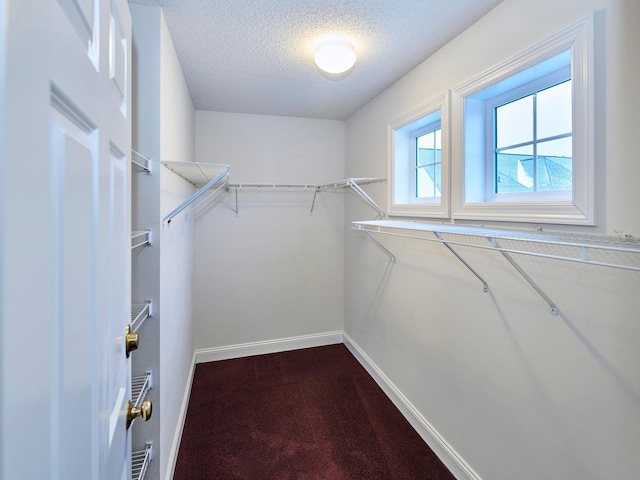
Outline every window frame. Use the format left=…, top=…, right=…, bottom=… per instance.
left=451, top=14, right=595, bottom=225
left=388, top=92, right=450, bottom=218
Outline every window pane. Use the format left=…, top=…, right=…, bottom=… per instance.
left=536, top=137, right=572, bottom=191
left=496, top=95, right=533, bottom=148
left=417, top=165, right=436, bottom=198
left=537, top=80, right=572, bottom=140
left=496, top=144, right=534, bottom=193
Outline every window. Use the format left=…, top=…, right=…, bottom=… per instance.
left=491, top=73, right=572, bottom=198
left=451, top=14, right=595, bottom=225
left=414, top=124, right=442, bottom=199
left=389, top=93, right=449, bottom=218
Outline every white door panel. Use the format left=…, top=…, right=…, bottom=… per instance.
left=1, top=0, right=132, bottom=479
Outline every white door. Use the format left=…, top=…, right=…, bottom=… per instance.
left=0, top=0, right=133, bottom=479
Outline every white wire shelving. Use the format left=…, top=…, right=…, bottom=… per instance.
left=131, top=300, right=152, bottom=333
left=131, top=370, right=153, bottom=409
left=353, top=220, right=640, bottom=315
left=131, top=230, right=151, bottom=250
left=131, top=442, right=153, bottom=480
left=132, top=150, right=151, bottom=173
left=162, top=161, right=230, bottom=225
left=230, top=177, right=386, bottom=217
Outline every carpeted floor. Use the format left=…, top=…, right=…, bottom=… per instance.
left=173, top=344, right=456, bottom=479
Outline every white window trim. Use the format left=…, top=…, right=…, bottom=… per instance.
left=451, top=14, right=595, bottom=225
left=388, top=92, right=450, bottom=218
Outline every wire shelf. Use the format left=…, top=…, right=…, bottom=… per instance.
left=131, top=230, right=151, bottom=249
left=230, top=177, right=386, bottom=217
left=131, top=371, right=153, bottom=408
left=353, top=220, right=640, bottom=315
left=131, top=300, right=152, bottom=332
left=131, top=443, right=153, bottom=480
left=162, top=161, right=229, bottom=187
left=162, top=161, right=230, bottom=224
left=132, top=150, right=151, bottom=173
left=353, top=220, right=640, bottom=272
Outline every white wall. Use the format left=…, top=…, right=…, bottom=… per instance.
left=158, top=12, right=196, bottom=480
left=193, top=111, right=345, bottom=350
left=345, top=0, right=640, bottom=479
left=131, top=5, right=196, bottom=480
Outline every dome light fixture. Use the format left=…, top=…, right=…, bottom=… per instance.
left=314, top=37, right=356, bottom=74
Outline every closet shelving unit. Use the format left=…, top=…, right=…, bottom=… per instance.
left=353, top=220, right=640, bottom=315
left=131, top=443, right=153, bottom=480
left=230, top=177, right=386, bottom=217
left=131, top=371, right=153, bottom=411
left=161, top=161, right=230, bottom=225
left=132, top=150, right=152, bottom=173
left=131, top=300, right=152, bottom=333
left=130, top=149, right=156, bottom=480
left=131, top=230, right=152, bottom=249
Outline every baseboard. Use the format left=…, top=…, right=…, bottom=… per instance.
left=164, top=350, right=197, bottom=480
left=343, top=333, right=483, bottom=480
left=195, top=331, right=344, bottom=363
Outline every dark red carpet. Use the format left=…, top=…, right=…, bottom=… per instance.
left=174, top=344, right=455, bottom=479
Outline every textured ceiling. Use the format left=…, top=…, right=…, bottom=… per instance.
left=129, top=0, right=503, bottom=120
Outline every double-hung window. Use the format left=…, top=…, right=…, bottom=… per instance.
left=452, top=14, right=595, bottom=225
left=389, top=93, right=449, bottom=218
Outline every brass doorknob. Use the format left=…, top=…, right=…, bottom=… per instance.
left=126, top=399, right=152, bottom=429
left=125, top=324, right=139, bottom=358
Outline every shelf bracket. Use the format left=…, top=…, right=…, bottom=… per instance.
left=312, top=178, right=386, bottom=218
left=354, top=224, right=396, bottom=263
left=434, top=232, right=489, bottom=292
left=489, top=237, right=559, bottom=315
left=346, top=179, right=386, bottom=219
left=163, top=168, right=229, bottom=225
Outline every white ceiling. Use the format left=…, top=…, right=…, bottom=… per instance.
left=129, top=0, right=503, bottom=120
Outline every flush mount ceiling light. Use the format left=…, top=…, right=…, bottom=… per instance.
left=314, top=37, right=356, bottom=74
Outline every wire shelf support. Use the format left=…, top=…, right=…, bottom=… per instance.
left=131, top=300, right=152, bottom=332
left=131, top=442, right=153, bottom=480
left=131, top=230, right=151, bottom=250
left=162, top=161, right=230, bottom=225
left=352, top=220, right=640, bottom=314
left=132, top=150, right=151, bottom=173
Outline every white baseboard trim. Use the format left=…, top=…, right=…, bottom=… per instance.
left=343, top=333, right=483, bottom=480
left=164, top=350, right=197, bottom=480
left=194, top=331, right=344, bottom=364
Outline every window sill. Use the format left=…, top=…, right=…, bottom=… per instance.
left=452, top=200, right=595, bottom=225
